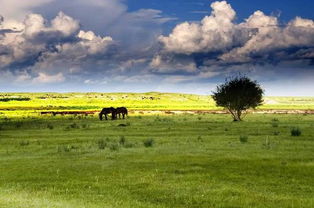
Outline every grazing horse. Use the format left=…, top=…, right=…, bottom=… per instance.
left=116, top=107, right=128, bottom=119
left=99, top=107, right=117, bottom=120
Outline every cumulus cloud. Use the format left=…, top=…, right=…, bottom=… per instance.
left=157, top=1, right=314, bottom=70
left=220, top=12, right=314, bottom=64
left=31, top=29, right=114, bottom=77
left=77, top=30, right=113, bottom=54
left=51, top=12, right=80, bottom=36
left=0, top=12, right=84, bottom=69
left=159, top=1, right=250, bottom=55
left=31, top=0, right=174, bottom=52
left=0, top=11, right=116, bottom=85
left=0, top=0, right=176, bottom=86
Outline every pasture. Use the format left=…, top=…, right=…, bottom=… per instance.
left=1, top=92, right=314, bottom=114
left=0, top=93, right=314, bottom=207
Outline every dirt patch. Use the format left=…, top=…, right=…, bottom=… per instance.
left=40, top=111, right=97, bottom=116
left=40, top=109, right=314, bottom=115
left=264, top=99, right=279, bottom=105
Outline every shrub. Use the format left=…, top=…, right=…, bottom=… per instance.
left=119, top=136, right=126, bottom=145
left=197, top=136, right=203, bottom=142
left=143, top=138, right=154, bottom=147
left=69, top=123, right=79, bottom=129
left=19, top=140, right=30, bottom=146
left=271, top=118, right=279, bottom=128
left=239, top=136, right=248, bottom=143
left=15, top=122, right=22, bottom=128
left=263, top=137, right=271, bottom=149
left=109, top=143, right=119, bottom=151
left=273, top=131, right=280, bottom=136
left=124, top=142, right=135, bottom=148
left=291, top=127, right=301, bottom=137
left=97, top=139, right=107, bottom=149
left=118, top=124, right=127, bottom=127
left=154, top=116, right=161, bottom=122
left=57, top=145, right=71, bottom=153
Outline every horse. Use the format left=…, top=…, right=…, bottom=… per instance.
left=99, top=107, right=117, bottom=120
left=116, top=107, right=128, bottom=119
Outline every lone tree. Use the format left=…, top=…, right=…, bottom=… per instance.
left=212, top=76, right=264, bottom=121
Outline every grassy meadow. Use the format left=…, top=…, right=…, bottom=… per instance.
left=0, top=92, right=314, bottom=114
left=0, top=92, right=314, bottom=207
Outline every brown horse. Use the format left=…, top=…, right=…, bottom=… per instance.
left=116, top=107, right=128, bottom=119
left=99, top=107, right=117, bottom=120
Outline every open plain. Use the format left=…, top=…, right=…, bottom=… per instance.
left=0, top=93, right=313, bottom=208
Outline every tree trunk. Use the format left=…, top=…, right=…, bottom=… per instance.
left=227, top=108, right=242, bottom=121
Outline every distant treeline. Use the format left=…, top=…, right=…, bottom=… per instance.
left=0, top=98, right=31, bottom=102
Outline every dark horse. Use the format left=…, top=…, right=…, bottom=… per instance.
left=116, top=107, right=128, bottom=119
left=99, top=107, right=117, bottom=120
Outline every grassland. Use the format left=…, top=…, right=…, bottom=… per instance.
left=0, top=92, right=313, bottom=207
left=0, top=92, right=314, bottom=115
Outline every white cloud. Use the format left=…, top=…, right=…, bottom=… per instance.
left=23, top=13, right=45, bottom=37
left=159, top=1, right=248, bottom=54
left=77, top=30, right=113, bottom=54
left=0, top=0, right=53, bottom=20
left=33, top=72, right=65, bottom=83
left=0, top=11, right=114, bottom=84
left=158, top=1, right=314, bottom=67
left=220, top=13, right=314, bottom=63
left=51, top=12, right=79, bottom=36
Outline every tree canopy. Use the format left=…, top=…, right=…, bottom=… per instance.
left=212, top=76, right=264, bottom=121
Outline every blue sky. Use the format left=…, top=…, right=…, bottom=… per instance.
left=128, top=0, right=314, bottom=28
left=128, top=0, right=314, bottom=21
left=0, top=0, right=313, bottom=95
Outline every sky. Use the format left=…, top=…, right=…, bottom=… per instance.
left=0, top=0, right=313, bottom=95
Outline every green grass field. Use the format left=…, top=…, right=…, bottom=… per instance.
left=0, top=93, right=314, bottom=207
